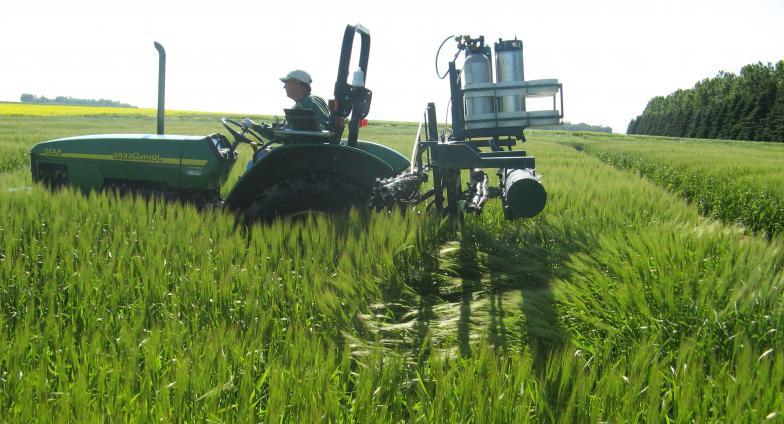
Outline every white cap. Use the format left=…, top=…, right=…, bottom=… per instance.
left=280, top=69, right=312, bottom=84
left=351, top=67, right=365, bottom=87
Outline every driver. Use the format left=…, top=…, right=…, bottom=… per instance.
left=280, top=69, right=330, bottom=130
left=241, top=69, right=330, bottom=133
left=240, top=70, right=331, bottom=172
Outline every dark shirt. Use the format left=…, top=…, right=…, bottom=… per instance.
left=294, top=94, right=330, bottom=130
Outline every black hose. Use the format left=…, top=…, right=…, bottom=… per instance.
left=435, top=35, right=458, bottom=80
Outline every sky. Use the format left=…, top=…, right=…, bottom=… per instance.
left=1, top=0, right=782, bottom=133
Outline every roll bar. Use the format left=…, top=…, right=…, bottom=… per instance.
left=331, top=24, right=372, bottom=146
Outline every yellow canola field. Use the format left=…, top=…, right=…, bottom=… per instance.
left=0, top=102, right=226, bottom=117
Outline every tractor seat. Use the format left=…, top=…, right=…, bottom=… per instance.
left=267, top=108, right=333, bottom=144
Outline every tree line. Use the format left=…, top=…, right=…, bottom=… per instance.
left=20, top=94, right=136, bottom=108
left=627, top=61, right=784, bottom=142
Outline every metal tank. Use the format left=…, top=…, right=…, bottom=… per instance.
left=462, top=46, right=494, bottom=127
left=495, top=39, right=525, bottom=113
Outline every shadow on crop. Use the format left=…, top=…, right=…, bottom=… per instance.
left=369, top=215, right=591, bottom=374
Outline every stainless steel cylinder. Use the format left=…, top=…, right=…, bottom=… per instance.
left=462, top=51, right=494, bottom=117
left=495, top=39, right=525, bottom=113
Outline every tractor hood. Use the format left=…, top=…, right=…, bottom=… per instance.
left=30, top=133, right=237, bottom=192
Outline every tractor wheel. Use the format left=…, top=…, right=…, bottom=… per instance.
left=243, top=171, right=370, bottom=223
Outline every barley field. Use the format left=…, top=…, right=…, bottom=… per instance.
left=1, top=103, right=783, bottom=421
left=547, top=131, right=784, bottom=238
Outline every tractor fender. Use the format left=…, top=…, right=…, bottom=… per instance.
left=224, top=143, right=396, bottom=212
left=353, top=140, right=410, bottom=174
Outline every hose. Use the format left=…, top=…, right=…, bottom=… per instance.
left=435, top=35, right=459, bottom=80
left=434, top=35, right=463, bottom=137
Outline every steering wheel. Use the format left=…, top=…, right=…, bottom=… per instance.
left=221, top=118, right=266, bottom=152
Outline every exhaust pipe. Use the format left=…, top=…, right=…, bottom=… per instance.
left=154, top=42, right=166, bottom=135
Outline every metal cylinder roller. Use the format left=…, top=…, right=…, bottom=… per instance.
left=503, top=168, right=546, bottom=218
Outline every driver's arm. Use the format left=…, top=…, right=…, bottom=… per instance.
left=242, top=118, right=275, bottom=140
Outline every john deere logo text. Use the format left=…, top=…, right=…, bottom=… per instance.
left=43, top=148, right=63, bottom=156
left=113, top=152, right=163, bottom=162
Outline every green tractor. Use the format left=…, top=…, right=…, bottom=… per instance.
left=30, top=26, right=561, bottom=222
left=29, top=24, right=409, bottom=222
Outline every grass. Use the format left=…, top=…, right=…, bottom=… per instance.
left=544, top=130, right=784, bottom=238
left=0, top=105, right=783, bottom=420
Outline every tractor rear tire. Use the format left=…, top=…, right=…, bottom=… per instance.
left=243, top=171, right=369, bottom=223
